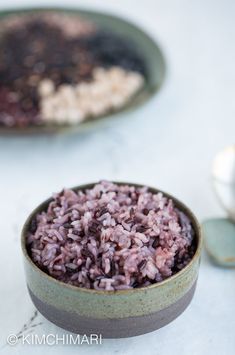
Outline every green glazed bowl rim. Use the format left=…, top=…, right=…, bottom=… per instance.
left=0, top=7, right=166, bottom=135
left=21, top=182, right=202, bottom=295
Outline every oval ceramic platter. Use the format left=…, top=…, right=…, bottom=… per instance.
left=0, top=7, right=166, bottom=135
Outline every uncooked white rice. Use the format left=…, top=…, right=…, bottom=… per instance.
left=27, top=181, right=195, bottom=291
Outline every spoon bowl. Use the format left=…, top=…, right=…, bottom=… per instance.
left=212, top=145, right=235, bottom=221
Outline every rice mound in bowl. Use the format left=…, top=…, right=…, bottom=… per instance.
left=27, top=181, right=196, bottom=291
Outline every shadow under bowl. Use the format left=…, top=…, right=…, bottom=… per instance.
left=21, top=182, right=202, bottom=338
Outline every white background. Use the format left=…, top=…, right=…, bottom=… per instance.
left=0, top=1, right=235, bottom=354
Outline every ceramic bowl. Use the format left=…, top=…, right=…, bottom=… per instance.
left=0, top=8, right=166, bottom=135
left=21, top=183, right=202, bottom=338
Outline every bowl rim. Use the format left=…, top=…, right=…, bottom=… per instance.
left=0, top=6, right=166, bottom=136
left=21, top=181, right=202, bottom=295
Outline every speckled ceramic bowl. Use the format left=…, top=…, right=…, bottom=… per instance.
left=21, top=183, right=202, bottom=338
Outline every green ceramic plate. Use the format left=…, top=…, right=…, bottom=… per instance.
left=0, top=7, right=166, bottom=135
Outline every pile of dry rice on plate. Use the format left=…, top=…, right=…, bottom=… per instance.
left=27, top=181, right=195, bottom=291
left=0, top=12, right=146, bottom=127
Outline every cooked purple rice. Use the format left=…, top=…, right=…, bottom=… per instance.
left=27, top=181, right=196, bottom=291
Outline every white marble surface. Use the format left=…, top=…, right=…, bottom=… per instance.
left=0, top=0, right=235, bottom=354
